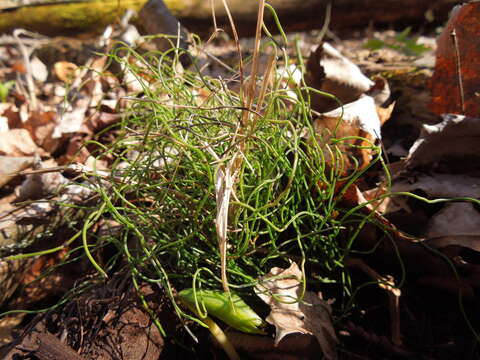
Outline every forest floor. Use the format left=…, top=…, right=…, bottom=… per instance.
left=1, top=4, right=480, bottom=359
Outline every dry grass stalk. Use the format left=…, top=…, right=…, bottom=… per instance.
left=215, top=0, right=267, bottom=293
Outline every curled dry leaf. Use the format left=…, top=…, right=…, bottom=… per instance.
left=305, top=43, right=394, bottom=171
left=305, top=42, right=374, bottom=113
left=54, top=96, right=90, bottom=136
left=405, top=114, right=480, bottom=170
left=255, top=262, right=338, bottom=360
left=320, top=95, right=381, bottom=139
left=0, top=201, right=53, bottom=251
left=53, top=61, right=79, bottom=82
left=313, top=95, right=383, bottom=171
left=367, top=76, right=391, bottom=108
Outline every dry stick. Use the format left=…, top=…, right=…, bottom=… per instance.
left=214, top=0, right=266, bottom=294
left=13, top=29, right=37, bottom=111
left=215, top=163, right=237, bottom=294
left=216, top=0, right=244, bottom=295
left=220, top=0, right=245, bottom=109
left=255, top=53, right=275, bottom=110
left=346, top=258, right=402, bottom=346
left=202, top=0, right=224, bottom=46
left=450, top=28, right=465, bottom=113
left=210, top=0, right=219, bottom=33
left=242, top=0, right=265, bottom=128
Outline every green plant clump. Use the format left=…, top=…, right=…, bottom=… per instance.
left=79, top=37, right=380, bottom=333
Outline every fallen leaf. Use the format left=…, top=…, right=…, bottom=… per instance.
left=0, top=258, right=33, bottom=306
left=392, top=174, right=480, bottom=199
left=23, top=110, right=58, bottom=150
left=429, top=2, right=480, bottom=116
left=312, top=95, right=381, bottom=171
left=320, top=95, right=382, bottom=139
left=305, top=42, right=374, bottom=113
left=30, top=56, right=48, bottom=83
left=0, top=156, right=34, bottom=187
left=405, top=114, right=480, bottom=171
left=425, top=202, right=480, bottom=251
left=57, top=134, right=91, bottom=165
left=367, top=76, right=391, bottom=108
left=0, top=129, right=43, bottom=156
left=86, top=111, right=122, bottom=133
left=0, top=313, right=25, bottom=346
left=255, top=262, right=338, bottom=360
left=16, top=159, right=68, bottom=201
left=53, top=61, right=79, bottom=82
left=52, top=96, right=89, bottom=137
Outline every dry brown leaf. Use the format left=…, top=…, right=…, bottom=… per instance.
left=255, top=262, right=338, bottom=360
left=362, top=185, right=411, bottom=215
left=86, top=112, right=122, bottom=133
left=53, top=96, right=89, bottom=136
left=16, top=159, right=68, bottom=201
left=405, top=114, right=480, bottom=171
left=425, top=202, right=480, bottom=251
left=0, top=156, right=34, bottom=187
left=392, top=174, right=480, bottom=200
left=320, top=95, right=381, bottom=139
left=313, top=95, right=381, bottom=171
left=0, top=259, right=26, bottom=305
left=429, top=2, right=480, bottom=116
left=23, top=110, right=58, bottom=148
left=376, top=101, right=395, bottom=126
left=0, top=313, right=25, bottom=346
left=0, top=128, right=43, bottom=156
left=367, top=76, right=391, bottom=107
left=306, top=42, right=374, bottom=113
left=53, top=61, right=79, bottom=82
left=57, top=134, right=91, bottom=165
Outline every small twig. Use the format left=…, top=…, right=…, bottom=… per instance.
left=12, top=163, right=109, bottom=179
left=220, top=0, right=244, bottom=107
left=450, top=28, right=465, bottom=113
left=256, top=53, right=275, bottom=111
left=210, top=0, right=219, bottom=33
left=202, top=0, right=224, bottom=45
left=243, top=0, right=265, bottom=127
left=13, top=29, right=37, bottom=111
left=0, top=33, right=49, bottom=46
left=346, top=258, right=402, bottom=346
